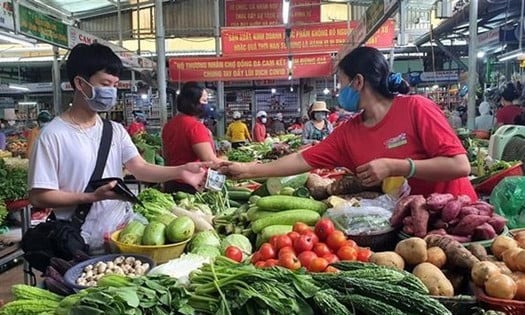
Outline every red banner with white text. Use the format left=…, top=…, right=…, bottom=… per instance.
left=221, top=19, right=395, bottom=56
left=225, top=0, right=321, bottom=27
left=168, top=54, right=332, bottom=82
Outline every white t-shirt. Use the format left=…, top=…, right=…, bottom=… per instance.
left=28, top=115, right=139, bottom=252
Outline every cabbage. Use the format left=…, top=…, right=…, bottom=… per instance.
left=189, top=230, right=221, bottom=251
left=191, top=245, right=221, bottom=259
left=148, top=253, right=210, bottom=284
left=220, top=234, right=252, bottom=255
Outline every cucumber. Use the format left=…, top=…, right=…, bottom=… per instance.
left=248, top=195, right=261, bottom=205
left=227, top=190, right=252, bottom=201
left=251, top=209, right=320, bottom=233
left=256, top=195, right=328, bottom=213
left=261, top=173, right=310, bottom=196
left=279, top=187, right=295, bottom=195
left=248, top=209, right=276, bottom=222
left=259, top=225, right=293, bottom=243
left=228, top=199, right=242, bottom=208
left=142, top=222, right=166, bottom=245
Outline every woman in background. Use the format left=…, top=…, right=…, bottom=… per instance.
left=301, top=101, right=333, bottom=144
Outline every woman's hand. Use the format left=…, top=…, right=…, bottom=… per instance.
left=178, top=162, right=209, bottom=191
left=356, top=158, right=392, bottom=187
left=218, top=161, right=255, bottom=179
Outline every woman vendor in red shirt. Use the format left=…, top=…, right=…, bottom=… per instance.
left=162, top=82, right=221, bottom=193
left=220, top=47, right=476, bottom=199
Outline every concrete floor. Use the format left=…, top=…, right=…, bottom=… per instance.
left=0, top=264, right=24, bottom=305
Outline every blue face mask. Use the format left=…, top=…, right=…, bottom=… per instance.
left=81, top=78, right=118, bottom=112
left=337, top=80, right=360, bottom=112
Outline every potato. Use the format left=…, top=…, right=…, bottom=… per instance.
left=395, top=237, right=428, bottom=265
left=471, top=261, right=501, bottom=287
left=511, top=271, right=525, bottom=282
left=516, top=278, right=525, bottom=300
left=426, top=247, right=447, bottom=268
left=502, top=248, right=523, bottom=271
left=485, top=274, right=517, bottom=300
left=491, top=235, right=518, bottom=260
left=369, top=251, right=405, bottom=270
left=493, top=261, right=513, bottom=276
left=513, top=231, right=525, bottom=248
left=413, top=262, right=454, bottom=297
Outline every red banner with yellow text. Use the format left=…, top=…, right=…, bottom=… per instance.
left=225, top=0, right=321, bottom=27
left=169, top=54, right=332, bottom=82
left=221, top=20, right=395, bottom=56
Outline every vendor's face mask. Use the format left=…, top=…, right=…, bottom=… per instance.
left=79, top=77, right=118, bottom=112
left=338, top=78, right=360, bottom=112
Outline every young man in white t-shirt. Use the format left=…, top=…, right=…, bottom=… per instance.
left=28, top=43, right=208, bottom=252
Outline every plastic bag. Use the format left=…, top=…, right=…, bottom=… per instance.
left=491, top=176, right=525, bottom=229
left=324, top=205, right=392, bottom=235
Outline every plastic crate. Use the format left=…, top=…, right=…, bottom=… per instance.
left=474, top=162, right=523, bottom=195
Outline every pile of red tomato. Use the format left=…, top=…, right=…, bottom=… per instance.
left=250, top=218, right=372, bottom=272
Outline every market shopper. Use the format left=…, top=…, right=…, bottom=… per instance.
left=127, top=111, right=146, bottom=137
left=226, top=111, right=251, bottom=148
left=474, top=101, right=495, bottom=132
left=302, top=101, right=333, bottom=144
left=162, top=81, right=221, bottom=194
left=26, top=110, right=53, bottom=158
left=287, top=117, right=304, bottom=135
left=252, top=110, right=267, bottom=142
left=28, top=43, right=209, bottom=253
left=270, top=112, right=286, bottom=135
left=220, top=46, right=476, bottom=199
left=496, top=82, right=523, bottom=127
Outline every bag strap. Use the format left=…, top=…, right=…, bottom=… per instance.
left=70, top=118, right=113, bottom=229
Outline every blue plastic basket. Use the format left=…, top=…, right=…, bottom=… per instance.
left=63, top=254, right=155, bottom=290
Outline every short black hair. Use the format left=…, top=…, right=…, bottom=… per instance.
left=501, top=82, right=519, bottom=102
left=176, top=82, right=206, bottom=116
left=66, top=43, right=123, bottom=89
left=338, top=47, right=409, bottom=98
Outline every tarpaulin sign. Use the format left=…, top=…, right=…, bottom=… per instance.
left=225, top=0, right=320, bottom=26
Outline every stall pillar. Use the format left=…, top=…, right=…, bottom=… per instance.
left=155, top=0, right=167, bottom=125
left=52, top=46, right=61, bottom=114
left=214, top=0, right=225, bottom=136
left=466, top=0, right=479, bottom=130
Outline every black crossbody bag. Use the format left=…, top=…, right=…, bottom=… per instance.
left=22, top=119, right=113, bottom=273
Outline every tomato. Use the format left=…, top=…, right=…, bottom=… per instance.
left=302, top=230, right=319, bottom=245
left=293, top=222, right=311, bottom=234
left=314, top=218, right=335, bottom=241
left=225, top=246, right=243, bottom=262
left=297, top=251, right=317, bottom=267
left=259, top=243, right=276, bottom=260
left=326, top=230, right=347, bottom=250
left=254, top=261, right=265, bottom=268
left=324, top=266, right=340, bottom=273
left=337, top=245, right=358, bottom=261
left=278, top=253, right=301, bottom=270
left=342, top=239, right=357, bottom=248
left=293, top=234, right=314, bottom=253
left=264, top=259, right=279, bottom=268
left=313, top=243, right=332, bottom=257
left=251, top=251, right=262, bottom=263
left=308, top=257, right=329, bottom=272
left=322, top=253, right=340, bottom=264
left=275, top=235, right=293, bottom=251
left=278, top=246, right=295, bottom=258
left=269, top=235, right=279, bottom=249
left=287, top=231, right=300, bottom=243
left=357, top=247, right=373, bottom=262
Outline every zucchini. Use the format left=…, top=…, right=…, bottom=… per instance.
left=256, top=195, right=328, bottom=213
left=340, top=294, right=405, bottom=315
left=228, top=190, right=252, bottom=201
left=259, top=225, right=293, bottom=243
left=251, top=209, right=320, bottom=233
left=142, top=222, right=166, bottom=245
left=118, top=220, right=146, bottom=245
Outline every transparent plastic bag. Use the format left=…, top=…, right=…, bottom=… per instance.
left=324, top=205, right=392, bottom=235
left=490, top=176, right=525, bottom=229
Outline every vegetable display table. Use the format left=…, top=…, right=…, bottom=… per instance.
left=6, top=199, right=33, bottom=285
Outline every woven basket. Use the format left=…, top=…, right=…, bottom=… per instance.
left=432, top=295, right=479, bottom=315
left=346, top=227, right=399, bottom=252
left=473, top=284, right=525, bottom=315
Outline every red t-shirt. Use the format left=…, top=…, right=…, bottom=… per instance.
left=302, top=95, right=476, bottom=199
left=162, top=114, right=214, bottom=166
left=253, top=122, right=266, bottom=142
left=496, top=105, right=523, bottom=125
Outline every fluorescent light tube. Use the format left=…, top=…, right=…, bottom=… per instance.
left=0, top=32, right=36, bottom=47
left=498, top=49, right=525, bottom=61
left=282, top=0, right=290, bottom=25
left=18, top=101, right=37, bottom=105
left=9, top=84, right=30, bottom=91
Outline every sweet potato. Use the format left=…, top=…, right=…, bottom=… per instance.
left=402, top=224, right=414, bottom=235
left=426, top=193, right=455, bottom=211
left=327, top=175, right=368, bottom=196
left=441, top=200, right=462, bottom=222
left=458, top=206, right=480, bottom=219
left=488, top=215, right=507, bottom=234
left=444, top=270, right=467, bottom=293
left=410, top=195, right=429, bottom=237
left=390, top=195, right=417, bottom=227
left=449, top=214, right=491, bottom=236
left=432, top=219, right=449, bottom=229
left=467, top=243, right=489, bottom=261
left=457, top=195, right=472, bottom=206
left=448, top=234, right=472, bottom=243
left=306, top=173, right=333, bottom=200
left=473, top=223, right=497, bottom=241
left=402, top=216, right=413, bottom=226
left=341, top=191, right=382, bottom=199
left=427, top=228, right=447, bottom=236
left=471, top=201, right=494, bottom=216
left=425, top=234, right=480, bottom=269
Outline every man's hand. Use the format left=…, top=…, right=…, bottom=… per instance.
left=218, top=161, right=254, bottom=179
left=178, top=162, right=209, bottom=191
left=92, top=180, right=120, bottom=202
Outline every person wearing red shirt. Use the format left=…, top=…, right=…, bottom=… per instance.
left=327, top=107, right=339, bottom=124
left=252, top=111, right=267, bottom=142
left=162, top=82, right=220, bottom=193
left=220, top=47, right=475, bottom=199
left=127, top=112, right=146, bottom=137
left=496, top=82, right=522, bottom=127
